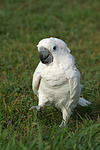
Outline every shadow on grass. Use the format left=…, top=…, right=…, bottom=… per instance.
left=36, top=100, right=100, bottom=127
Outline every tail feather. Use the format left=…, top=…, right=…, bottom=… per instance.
left=78, top=98, right=91, bottom=107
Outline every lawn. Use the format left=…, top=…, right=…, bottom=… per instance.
left=0, top=0, right=100, bottom=149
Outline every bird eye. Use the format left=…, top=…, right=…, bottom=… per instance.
left=53, top=46, right=56, bottom=50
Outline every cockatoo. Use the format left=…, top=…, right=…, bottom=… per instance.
left=29, top=37, right=91, bottom=126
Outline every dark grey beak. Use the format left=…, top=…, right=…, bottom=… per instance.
left=39, top=47, right=53, bottom=64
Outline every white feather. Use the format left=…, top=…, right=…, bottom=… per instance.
left=78, top=98, right=91, bottom=106
left=31, top=37, right=91, bottom=126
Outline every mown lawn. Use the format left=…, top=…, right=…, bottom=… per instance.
left=0, top=0, right=100, bottom=149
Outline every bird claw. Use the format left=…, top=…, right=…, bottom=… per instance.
left=29, top=106, right=39, bottom=110
left=29, top=106, right=44, bottom=113
left=59, top=120, right=66, bottom=127
left=40, top=107, right=44, bottom=113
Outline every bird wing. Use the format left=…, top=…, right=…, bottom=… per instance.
left=32, top=62, right=42, bottom=96
left=59, top=52, right=81, bottom=107
left=65, top=68, right=81, bottom=108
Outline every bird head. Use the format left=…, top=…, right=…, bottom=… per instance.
left=37, top=37, right=71, bottom=64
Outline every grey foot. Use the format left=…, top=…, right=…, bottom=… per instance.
left=59, top=120, right=66, bottom=127
left=29, top=106, right=44, bottom=113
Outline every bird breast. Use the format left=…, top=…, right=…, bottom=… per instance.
left=40, top=65, right=67, bottom=88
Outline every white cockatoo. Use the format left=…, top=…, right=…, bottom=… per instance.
left=30, top=37, right=91, bottom=126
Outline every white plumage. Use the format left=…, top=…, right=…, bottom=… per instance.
left=30, top=37, right=91, bottom=126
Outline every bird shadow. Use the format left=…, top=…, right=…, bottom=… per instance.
left=36, top=101, right=100, bottom=127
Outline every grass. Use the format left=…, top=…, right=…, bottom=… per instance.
left=0, top=0, right=100, bottom=149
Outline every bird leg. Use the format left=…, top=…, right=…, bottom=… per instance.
left=60, top=107, right=71, bottom=127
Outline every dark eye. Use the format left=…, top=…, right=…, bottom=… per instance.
left=53, top=46, right=56, bottom=50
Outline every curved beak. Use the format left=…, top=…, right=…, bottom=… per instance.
left=39, top=47, right=53, bottom=64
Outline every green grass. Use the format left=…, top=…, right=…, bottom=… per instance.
left=0, top=0, right=100, bottom=149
